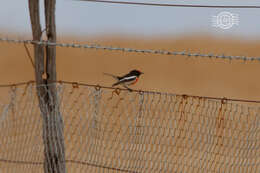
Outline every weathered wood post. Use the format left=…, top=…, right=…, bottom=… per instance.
left=28, top=0, right=66, bottom=172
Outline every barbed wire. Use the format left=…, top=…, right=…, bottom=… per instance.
left=0, top=80, right=260, bottom=104
left=77, top=0, right=260, bottom=9
left=1, top=37, right=260, bottom=62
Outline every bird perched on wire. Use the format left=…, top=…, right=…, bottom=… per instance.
left=104, top=69, right=144, bottom=91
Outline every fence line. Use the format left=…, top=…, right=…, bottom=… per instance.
left=1, top=37, right=260, bottom=62
left=77, top=0, right=260, bottom=9
left=0, top=80, right=260, bottom=104
left=1, top=1, right=259, bottom=172
left=0, top=82, right=259, bottom=172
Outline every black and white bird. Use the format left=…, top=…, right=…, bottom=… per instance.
left=104, top=69, right=144, bottom=91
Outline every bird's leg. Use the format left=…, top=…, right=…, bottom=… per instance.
left=123, top=84, right=133, bottom=92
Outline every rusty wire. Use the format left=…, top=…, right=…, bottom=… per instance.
left=0, top=80, right=259, bottom=104
left=0, top=81, right=259, bottom=172
left=0, top=159, right=138, bottom=173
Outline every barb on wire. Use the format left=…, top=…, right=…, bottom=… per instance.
left=77, top=0, right=260, bottom=9
left=0, top=37, right=260, bottom=62
left=0, top=80, right=260, bottom=104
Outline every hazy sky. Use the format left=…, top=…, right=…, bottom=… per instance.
left=1, top=0, right=260, bottom=39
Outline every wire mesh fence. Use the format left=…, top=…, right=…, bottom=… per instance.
left=0, top=82, right=259, bottom=172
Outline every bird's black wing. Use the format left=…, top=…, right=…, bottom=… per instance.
left=112, top=75, right=137, bottom=87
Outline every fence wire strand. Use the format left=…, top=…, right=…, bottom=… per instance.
left=77, top=0, right=260, bottom=9
left=1, top=80, right=260, bottom=104
left=1, top=37, right=260, bottom=62
left=0, top=81, right=259, bottom=172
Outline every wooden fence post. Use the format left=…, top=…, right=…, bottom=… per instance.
left=28, top=0, right=66, bottom=172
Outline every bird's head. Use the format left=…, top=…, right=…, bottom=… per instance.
left=130, top=69, right=144, bottom=76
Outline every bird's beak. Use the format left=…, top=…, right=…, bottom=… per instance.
left=141, top=72, right=144, bottom=74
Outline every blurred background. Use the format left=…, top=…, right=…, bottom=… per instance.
left=1, top=0, right=260, bottom=100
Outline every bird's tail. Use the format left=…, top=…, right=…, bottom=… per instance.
left=112, top=81, right=121, bottom=87
left=103, top=72, right=119, bottom=80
